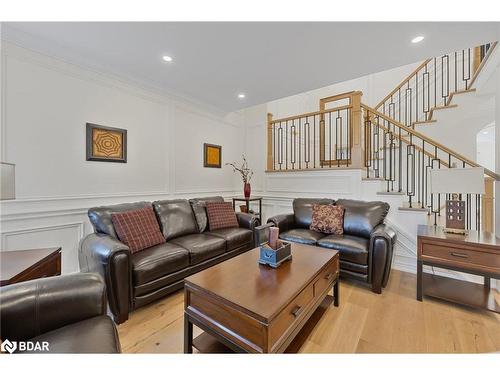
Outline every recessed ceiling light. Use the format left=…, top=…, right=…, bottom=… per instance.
left=162, top=55, right=173, bottom=62
left=482, top=130, right=489, bottom=135
left=411, top=36, right=425, bottom=44
left=238, top=93, right=246, bottom=99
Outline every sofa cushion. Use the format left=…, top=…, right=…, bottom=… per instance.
left=206, top=201, right=238, bottom=231
left=131, top=242, right=189, bottom=285
left=171, top=233, right=226, bottom=265
left=25, top=316, right=120, bottom=353
left=88, top=201, right=151, bottom=239
left=152, top=199, right=199, bottom=241
left=279, top=228, right=326, bottom=245
left=336, top=199, right=389, bottom=239
left=317, top=234, right=369, bottom=265
left=310, top=204, right=345, bottom=235
left=111, top=206, right=166, bottom=253
left=189, top=196, right=225, bottom=232
left=209, top=227, right=252, bottom=250
left=293, top=198, right=335, bottom=229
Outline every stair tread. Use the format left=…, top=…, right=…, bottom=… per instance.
left=412, top=120, right=437, bottom=126
left=377, top=191, right=406, bottom=196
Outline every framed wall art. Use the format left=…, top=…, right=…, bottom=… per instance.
left=203, top=143, right=222, bottom=168
left=86, top=123, right=127, bottom=163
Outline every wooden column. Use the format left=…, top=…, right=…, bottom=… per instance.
left=482, top=177, right=494, bottom=233
left=473, top=46, right=482, bottom=74
left=350, top=91, right=363, bottom=168
left=267, top=113, right=273, bottom=171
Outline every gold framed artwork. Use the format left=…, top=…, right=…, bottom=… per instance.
left=203, top=143, right=222, bottom=168
left=86, top=123, right=127, bottom=163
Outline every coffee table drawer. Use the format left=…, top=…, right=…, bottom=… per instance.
left=421, top=243, right=500, bottom=271
left=313, top=258, right=339, bottom=297
left=269, top=283, right=314, bottom=346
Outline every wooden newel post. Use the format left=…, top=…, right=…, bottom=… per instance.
left=482, top=177, right=494, bottom=233
left=350, top=91, right=363, bottom=168
left=267, top=113, right=273, bottom=171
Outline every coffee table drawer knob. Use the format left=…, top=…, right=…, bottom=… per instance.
left=291, top=305, right=303, bottom=318
left=450, top=252, right=468, bottom=259
left=324, top=272, right=334, bottom=280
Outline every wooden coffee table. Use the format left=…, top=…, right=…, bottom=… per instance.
left=184, top=243, right=339, bottom=353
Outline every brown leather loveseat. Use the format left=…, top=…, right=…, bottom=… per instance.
left=261, top=198, right=396, bottom=294
left=79, top=196, right=259, bottom=324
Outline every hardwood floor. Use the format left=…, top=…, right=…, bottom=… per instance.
left=118, top=270, right=500, bottom=353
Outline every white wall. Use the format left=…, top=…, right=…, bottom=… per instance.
left=0, top=42, right=242, bottom=272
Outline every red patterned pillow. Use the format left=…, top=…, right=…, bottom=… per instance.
left=310, top=204, right=345, bottom=235
left=111, top=206, right=165, bottom=253
left=206, top=201, right=238, bottom=231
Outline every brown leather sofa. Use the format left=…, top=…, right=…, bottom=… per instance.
left=0, top=273, right=121, bottom=353
left=79, top=196, right=259, bottom=324
left=260, top=198, right=396, bottom=294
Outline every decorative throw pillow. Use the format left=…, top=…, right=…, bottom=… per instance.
left=111, top=206, right=166, bottom=253
left=310, top=204, right=345, bottom=235
left=206, top=201, right=238, bottom=231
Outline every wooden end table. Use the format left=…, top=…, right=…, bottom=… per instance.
left=417, top=225, right=500, bottom=313
left=232, top=197, right=262, bottom=223
left=184, top=243, right=339, bottom=353
left=0, top=248, right=62, bottom=287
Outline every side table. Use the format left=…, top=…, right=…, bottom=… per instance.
left=0, top=247, right=62, bottom=286
left=232, top=197, right=262, bottom=223
left=417, top=225, right=500, bottom=313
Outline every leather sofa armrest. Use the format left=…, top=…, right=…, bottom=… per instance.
left=236, top=212, right=260, bottom=231
left=369, top=224, right=397, bottom=293
left=267, top=213, right=294, bottom=233
left=0, top=273, right=106, bottom=341
left=79, top=233, right=131, bottom=324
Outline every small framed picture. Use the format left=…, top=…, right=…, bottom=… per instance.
left=86, top=123, right=127, bottom=163
left=203, top=143, right=222, bottom=168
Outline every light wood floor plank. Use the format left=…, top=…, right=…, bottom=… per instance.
left=117, top=270, right=500, bottom=353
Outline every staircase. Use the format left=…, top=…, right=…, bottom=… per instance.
left=265, top=42, right=499, bottom=233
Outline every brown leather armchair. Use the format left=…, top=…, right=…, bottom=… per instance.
left=79, top=196, right=259, bottom=324
left=0, top=273, right=121, bottom=353
left=261, top=198, right=396, bottom=294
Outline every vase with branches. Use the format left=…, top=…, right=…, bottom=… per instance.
left=226, top=155, right=254, bottom=199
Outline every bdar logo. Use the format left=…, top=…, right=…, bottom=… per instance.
left=1, top=339, right=17, bottom=354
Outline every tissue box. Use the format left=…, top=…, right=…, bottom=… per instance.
left=258, top=241, right=292, bottom=268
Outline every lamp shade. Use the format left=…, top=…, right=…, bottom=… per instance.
left=0, top=162, right=16, bottom=200
left=429, top=167, right=484, bottom=194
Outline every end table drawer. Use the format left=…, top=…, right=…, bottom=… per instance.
left=422, top=243, right=500, bottom=271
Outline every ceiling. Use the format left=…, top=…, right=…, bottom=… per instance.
left=2, top=22, right=499, bottom=112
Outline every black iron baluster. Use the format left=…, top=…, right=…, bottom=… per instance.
left=304, top=116, right=311, bottom=169
left=336, top=112, right=342, bottom=167
left=407, top=140, right=416, bottom=208
left=285, top=120, right=288, bottom=170
left=434, top=57, right=437, bottom=109
left=464, top=48, right=471, bottom=90
left=278, top=122, right=283, bottom=170
left=329, top=111, right=332, bottom=168
left=298, top=117, right=302, bottom=169
left=441, top=55, right=450, bottom=105
left=454, top=51, right=458, bottom=93
left=313, top=116, right=316, bottom=168
left=290, top=120, right=296, bottom=169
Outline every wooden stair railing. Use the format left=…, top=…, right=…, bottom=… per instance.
left=361, top=103, right=499, bottom=232
left=374, top=42, right=497, bottom=126
left=266, top=91, right=363, bottom=172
